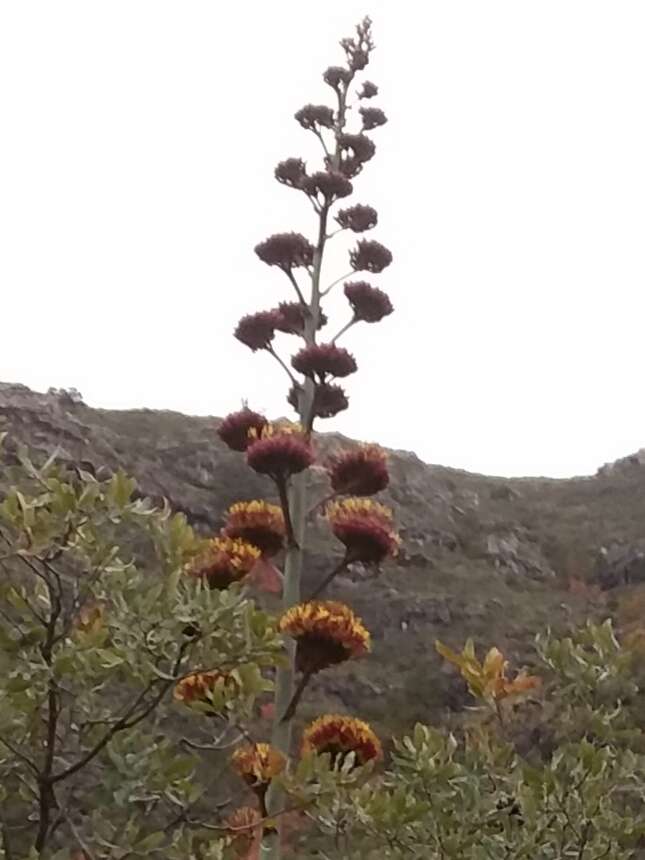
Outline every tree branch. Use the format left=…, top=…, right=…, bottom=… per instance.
left=51, top=641, right=191, bottom=785
left=35, top=555, right=64, bottom=853
left=0, top=735, right=39, bottom=775
left=1, top=822, right=13, bottom=860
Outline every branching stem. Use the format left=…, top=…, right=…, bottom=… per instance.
left=331, top=318, right=357, bottom=344
left=308, top=556, right=350, bottom=601
left=321, top=270, right=354, bottom=298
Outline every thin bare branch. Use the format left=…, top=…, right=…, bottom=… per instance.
left=0, top=735, right=39, bottom=775
left=51, top=641, right=191, bottom=784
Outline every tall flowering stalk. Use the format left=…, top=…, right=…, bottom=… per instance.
left=217, top=18, right=397, bottom=856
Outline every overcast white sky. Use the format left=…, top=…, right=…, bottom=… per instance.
left=2, top=2, right=644, bottom=478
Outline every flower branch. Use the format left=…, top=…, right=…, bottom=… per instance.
left=321, top=270, right=354, bottom=297
left=308, top=556, right=350, bottom=601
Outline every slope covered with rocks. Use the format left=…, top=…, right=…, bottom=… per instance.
left=2, top=381, right=643, bottom=734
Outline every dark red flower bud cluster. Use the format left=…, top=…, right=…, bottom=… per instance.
left=336, top=204, right=378, bottom=233
left=247, top=423, right=315, bottom=481
left=288, top=382, right=349, bottom=419
left=328, top=445, right=389, bottom=495
left=360, top=107, right=388, bottom=131
left=344, top=282, right=393, bottom=323
left=295, top=104, right=335, bottom=130
left=337, top=133, right=376, bottom=178
left=349, top=239, right=393, bottom=274
left=273, top=302, right=327, bottom=336
left=275, top=158, right=308, bottom=189
left=218, top=408, right=267, bottom=452
left=304, top=171, right=353, bottom=203
left=234, top=311, right=281, bottom=351
left=341, top=17, right=374, bottom=72
left=255, top=233, right=314, bottom=271
left=327, top=498, right=399, bottom=564
left=358, top=81, right=378, bottom=99
left=292, top=344, right=357, bottom=380
left=323, top=66, right=352, bottom=91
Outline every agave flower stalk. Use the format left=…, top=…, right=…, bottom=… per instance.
left=219, top=18, right=395, bottom=858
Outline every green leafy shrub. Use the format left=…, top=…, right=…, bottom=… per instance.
left=0, top=443, right=279, bottom=859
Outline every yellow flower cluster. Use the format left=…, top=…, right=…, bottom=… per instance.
left=185, top=536, right=260, bottom=588
left=227, top=499, right=285, bottom=522
left=231, top=742, right=286, bottom=786
left=173, top=670, right=238, bottom=705
left=327, top=497, right=394, bottom=525
left=302, top=714, right=382, bottom=765
left=248, top=420, right=305, bottom=441
left=326, top=497, right=400, bottom=563
left=279, top=600, right=370, bottom=659
left=214, top=537, right=261, bottom=570
left=224, top=501, right=286, bottom=556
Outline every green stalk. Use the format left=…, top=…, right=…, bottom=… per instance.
left=260, top=219, right=327, bottom=860
left=260, top=80, right=347, bottom=860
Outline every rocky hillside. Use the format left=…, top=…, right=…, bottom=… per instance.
left=2, top=381, right=644, bottom=735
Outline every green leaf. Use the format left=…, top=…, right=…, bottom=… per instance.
left=134, top=831, right=166, bottom=854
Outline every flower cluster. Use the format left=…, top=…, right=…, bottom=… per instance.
left=246, top=422, right=315, bottom=480
left=358, top=80, right=378, bottom=99
left=305, top=170, right=353, bottom=203
left=337, top=133, right=376, bottom=177
left=273, top=301, right=326, bottom=336
left=327, top=498, right=400, bottom=564
left=231, top=742, right=286, bottom=790
left=185, top=537, right=261, bottom=589
left=341, top=17, right=374, bottom=72
left=292, top=343, right=357, bottom=380
left=323, top=65, right=352, bottom=91
left=301, top=714, right=382, bottom=766
left=234, top=310, right=280, bottom=352
left=344, top=281, right=393, bottom=323
left=360, top=106, right=388, bottom=130
left=328, top=444, right=389, bottom=495
left=255, top=232, right=314, bottom=271
left=218, top=407, right=267, bottom=452
left=350, top=239, right=393, bottom=274
left=174, top=670, right=239, bottom=707
left=279, top=600, right=370, bottom=673
left=288, top=382, right=349, bottom=419
left=295, top=103, right=335, bottom=130
left=336, top=204, right=378, bottom=233
left=224, top=501, right=285, bottom=556
left=275, top=157, right=308, bottom=189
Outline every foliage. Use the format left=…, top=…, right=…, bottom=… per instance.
left=294, top=622, right=645, bottom=859
left=0, top=443, right=280, bottom=860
